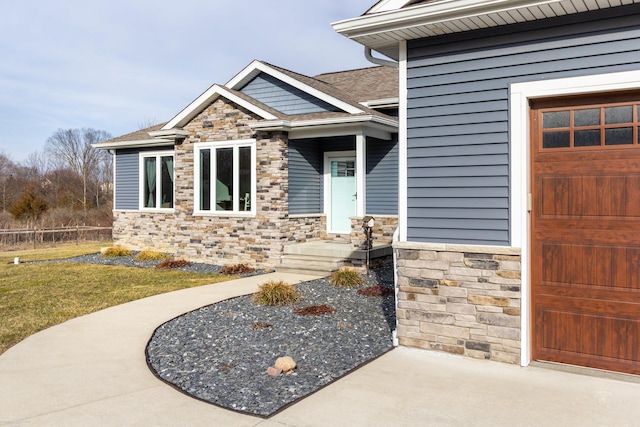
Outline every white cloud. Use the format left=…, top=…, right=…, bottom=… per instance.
left=0, top=0, right=377, bottom=161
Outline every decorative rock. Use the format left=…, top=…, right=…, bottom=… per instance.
left=266, top=366, right=282, bottom=377
left=274, top=356, right=296, bottom=373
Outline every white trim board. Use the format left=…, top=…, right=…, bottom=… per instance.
left=226, top=60, right=364, bottom=115
left=162, top=85, right=278, bottom=130
left=509, top=69, right=640, bottom=368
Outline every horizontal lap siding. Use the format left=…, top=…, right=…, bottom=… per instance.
left=407, top=6, right=640, bottom=245
left=115, top=149, right=140, bottom=210
left=288, top=140, right=322, bottom=214
left=367, top=137, right=399, bottom=215
left=240, top=73, right=339, bottom=115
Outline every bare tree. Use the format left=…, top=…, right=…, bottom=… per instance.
left=0, top=151, right=17, bottom=212
left=45, top=128, right=112, bottom=213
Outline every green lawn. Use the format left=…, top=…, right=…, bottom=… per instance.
left=0, top=243, right=235, bottom=354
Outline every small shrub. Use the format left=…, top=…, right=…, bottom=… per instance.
left=329, top=268, right=365, bottom=287
left=220, top=263, right=256, bottom=275
left=155, top=258, right=191, bottom=269
left=135, top=250, right=167, bottom=261
left=102, top=246, right=133, bottom=258
left=252, top=280, right=301, bottom=306
left=293, top=304, right=337, bottom=316
left=357, top=285, right=395, bottom=297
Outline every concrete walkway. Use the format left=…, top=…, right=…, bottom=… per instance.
left=1, top=272, right=640, bottom=426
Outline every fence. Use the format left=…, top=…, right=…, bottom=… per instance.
left=0, top=226, right=113, bottom=249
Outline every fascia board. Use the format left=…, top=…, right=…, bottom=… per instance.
left=227, top=61, right=365, bottom=115
left=250, top=115, right=398, bottom=136
left=361, top=97, right=400, bottom=108
left=332, top=0, right=562, bottom=39
left=162, top=84, right=278, bottom=130
left=148, top=129, right=190, bottom=139
left=92, top=139, right=174, bottom=150
left=368, top=0, right=414, bottom=14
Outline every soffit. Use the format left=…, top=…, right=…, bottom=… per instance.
left=334, top=0, right=640, bottom=60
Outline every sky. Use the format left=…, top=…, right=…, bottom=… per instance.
left=0, top=0, right=378, bottom=162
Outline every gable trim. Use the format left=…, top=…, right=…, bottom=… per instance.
left=227, top=61, right=365, bottom=115
left=162, top=84, right=278, bottom=130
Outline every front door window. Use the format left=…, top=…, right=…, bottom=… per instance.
left=329, top=157, right=356, bottom=233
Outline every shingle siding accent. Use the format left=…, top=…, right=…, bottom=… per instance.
left=406, top=7, right=640, bottom=245
left=366, top=136, right=398, bottom=215
left=239, top=72, right=340, bottom=115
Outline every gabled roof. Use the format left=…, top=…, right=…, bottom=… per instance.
left=97, top=60, right=399, bottom=149
left=334, top=0, right=640, bottom=60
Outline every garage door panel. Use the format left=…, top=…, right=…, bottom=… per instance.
left=539, top=174, right=640, bottom=218
left=539, top=242, right=640, bottom=291
left=531, top=92, right=640, bottom=375
left=536, top=308, right=640, bottom=368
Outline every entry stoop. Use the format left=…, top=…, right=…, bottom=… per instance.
left=276, top=241, right=392, bottom=275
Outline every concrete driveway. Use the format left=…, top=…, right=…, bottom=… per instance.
left=1, top=272, right=639, bottom=426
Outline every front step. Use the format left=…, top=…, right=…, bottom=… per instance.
left=276, top=253, right=343, bottom=276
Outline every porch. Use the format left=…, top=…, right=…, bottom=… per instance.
left=276, top=241, right=393, bottom=275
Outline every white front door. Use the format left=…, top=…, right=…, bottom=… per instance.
left=325, top=153, right=356, bottom=234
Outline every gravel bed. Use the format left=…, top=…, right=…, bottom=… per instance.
left=35, top=253, right=267, bottom=276
left=146, top=267, right=396, bottom=418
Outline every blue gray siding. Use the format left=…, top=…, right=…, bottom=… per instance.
left=406, top=5, right=640, bottom=245
left=240, top=73, right=340, bottom=115
left=288, top=136, right=355, bottom=215
left=115, top=149, right=139, bottom=210
left=367, top=137, right=398, bottom=215
left=288, top=141, right=322, bottom=214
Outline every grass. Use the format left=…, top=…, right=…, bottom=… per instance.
left=135, top=249, right=168, bottom=261
left=0, top=243, right=235, bottom=355
left=102, top=246, right=133, bottom=257
left=329, top=268, right=365, bottom=287
left=252, top=280, right=301, bottom=306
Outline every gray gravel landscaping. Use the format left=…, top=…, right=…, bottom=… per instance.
left=146, top=267, right=396, bottom=418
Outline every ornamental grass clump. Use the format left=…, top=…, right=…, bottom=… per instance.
left=329, top=267, right=365, bottom=287
left=135, top=250, right=167, bottom=261
left=102, top=246, right=132, bottom=258
left=253, top=280, right=301, bottom=306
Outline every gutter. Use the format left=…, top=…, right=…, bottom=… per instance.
left=365, top=47, right=398, bottom=69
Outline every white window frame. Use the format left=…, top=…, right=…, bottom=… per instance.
left=509, top=69, right=640, bottom=368
left=139, top=150, right=175, bottom=211
left=193, top=139, right=256, bottom=216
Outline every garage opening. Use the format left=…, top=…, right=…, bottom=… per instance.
left=530, top=91, right=640, bottom=375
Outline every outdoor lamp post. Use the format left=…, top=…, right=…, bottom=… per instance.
left=362, top=216, right=375, bottom=272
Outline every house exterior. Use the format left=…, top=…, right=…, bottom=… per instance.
left=335, top=0, right=640, bottom=375
left=96, top=61, right=399, bottom=269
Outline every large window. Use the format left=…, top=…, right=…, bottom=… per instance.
left=194, top=140, right=255, bottom=214
left=140, top=152, right=174, bottom=210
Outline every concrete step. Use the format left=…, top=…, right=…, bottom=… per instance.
left=276, top=253, right=345, bottom=275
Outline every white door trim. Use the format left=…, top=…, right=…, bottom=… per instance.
left=509, top=69, right=640, bottom=368
left=324, top=150, right=356, bottom=234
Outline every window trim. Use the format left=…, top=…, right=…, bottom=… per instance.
left=138, top=150, right=175, bottom=211
left=193, top=139, right=257, bottom=216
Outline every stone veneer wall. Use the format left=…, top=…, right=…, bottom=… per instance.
left=113, top=98, right=292, bottom=267
left=395, top=242, right=522, bottom=364
left=285, top=215, right=326, bottom=243
left=350, top=215, right=398, bottom=250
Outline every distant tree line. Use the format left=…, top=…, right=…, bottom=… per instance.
left=0, top=128, right=113, bottom=229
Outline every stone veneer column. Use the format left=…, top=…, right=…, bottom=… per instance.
left=394, top=242, right=522, bottom=364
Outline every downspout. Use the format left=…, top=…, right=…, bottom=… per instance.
left=392, top=226, right=400, bottom=347
left=365, top=47, right=398, bottom=68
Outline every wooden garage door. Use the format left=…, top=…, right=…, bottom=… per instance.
left=531, top=92, right=640, bottom=375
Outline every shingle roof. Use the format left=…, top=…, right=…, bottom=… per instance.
left=314, top=66, right=398, bottom=103
left=105, top=123, right=167, bottom=144
left=101, top=61, right=398, bottom=146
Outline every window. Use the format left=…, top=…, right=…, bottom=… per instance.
left=140, top=152, right=174, bottom=210
left=537, top=94, right=640, bottom=150
left=194, top=140, right=255, bottom=214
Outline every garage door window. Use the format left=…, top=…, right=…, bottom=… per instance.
left=539, top=100, right=640, bottom=149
